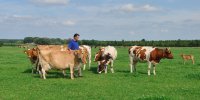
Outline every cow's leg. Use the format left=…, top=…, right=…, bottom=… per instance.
left=35, top=59, right=39, bottom=74
left=148, top=62, right=152, bottom=76
left=133, top=61, right=137, bottom=72
left=41, top=68, right=46, bottom=79
left=89, top=58, right=91, bottom=69
left=129, top=56, right=133, bottom=73
left=153, top=64, right=156, bottom=75
left=97, top=61, right=100, bottom=72
left=83, top=64, right=86, bottom=70
left=105, top=64, right=108, bottom=74
left=70, top=65, right=74, bottom=79
left=110, top=60, right=114, bottom=73
left=31, top=64, right=34, bottom=74
left=62, top=70, right=66, bottom=77
left=38, top=65, right=43, bottom=78
left=78, top=65, right=82, bottom=77
left=192, top=59, right=194, bottom=65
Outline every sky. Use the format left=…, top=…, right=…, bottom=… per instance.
left=0, top=0, right=200, bottom=40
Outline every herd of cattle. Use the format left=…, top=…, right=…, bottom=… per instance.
left=24, top=45, right=196, bottom=79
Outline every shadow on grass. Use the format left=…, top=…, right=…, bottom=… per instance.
left=22, top=68, right=32, bottom=73
left=137, top=95, right=170, bottom=100
left=116, top=70, right=130, bottom=73
left=23, top=67, right=86, bottom=79
left=89, top=66, right=98, bottom=74
left=22, top=68, right=71, bottom=79
left=32, top=72, right=67, bottom=79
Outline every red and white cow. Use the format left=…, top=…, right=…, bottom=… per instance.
left=24, top=48, right=38, bottom=73
left=128, top=46, right=173, bottom=76
left=94, top=46, right=117, bottom=73
left=79, top=45, right=92, bottom=70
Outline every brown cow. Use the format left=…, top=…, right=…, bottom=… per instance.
left=24, top=48, right=38, bottom=73
left=180, top=54, right=194, bottom=65
left=37, top=46, right=85, bottom=79
left=24, top=45, right=69, bottom=74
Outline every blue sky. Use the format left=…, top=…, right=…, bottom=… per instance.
left=0, top=0, right=200, bottom=40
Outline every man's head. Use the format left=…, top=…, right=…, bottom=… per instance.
left=73, top=33, right=80, bottom=41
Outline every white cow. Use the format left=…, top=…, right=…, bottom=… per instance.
left=94, top=46, right=117, bottom=73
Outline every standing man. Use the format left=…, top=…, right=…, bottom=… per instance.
left=68, top=33, right=82, bottom=76
left=68, top=33, right=80, bottom=50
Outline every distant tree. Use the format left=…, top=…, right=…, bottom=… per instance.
left=24, top=37, right=34, bottom=43
left=34, top=38, right=51, bottom=45
left=0, top=41, right=3, bottom=47
left=141, top=38, right=146, bottom=42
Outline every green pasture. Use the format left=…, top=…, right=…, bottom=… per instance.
left=0, top=46, right=200, bottom=100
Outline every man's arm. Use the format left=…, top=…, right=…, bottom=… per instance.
left=68, top=41, right=72, bottom=49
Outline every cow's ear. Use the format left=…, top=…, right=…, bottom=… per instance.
left=165, top=48, right=168, bottom=51
left=73, top=50, right=78, bottom=55
left=107, top=53, right=112, bottom=59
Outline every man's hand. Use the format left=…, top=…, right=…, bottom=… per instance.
left=67, top=48, right=72, bottom=54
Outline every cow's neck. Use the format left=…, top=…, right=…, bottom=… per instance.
left=153, top=48, right=165, bottom=63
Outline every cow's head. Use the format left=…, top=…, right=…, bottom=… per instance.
left=94, top=47, right=105, bottom=62
left=79, top=47, right=88, bottom=64
left=24, top=48, right=37, bottom=58
left=164, top=48, right=173, bottom=59
left=97, top=53, right=113, bottom=73
left=97, top=62, right=107, bottom=73
left=74, top=49, right=86, bottom=63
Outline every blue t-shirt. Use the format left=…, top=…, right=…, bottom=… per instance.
left=68, top=39, right=79, bottom=50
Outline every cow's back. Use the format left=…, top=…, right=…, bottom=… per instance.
left=104, top=46, right=117, bottom=60
left=129, top=46, right=155, bottom=61
left=82, top=45, right=91, bottom=57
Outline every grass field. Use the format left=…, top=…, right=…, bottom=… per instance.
left=0, top=46, right=200, bottom=100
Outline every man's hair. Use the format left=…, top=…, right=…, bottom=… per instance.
left=74, top=33, right=80, bottom=37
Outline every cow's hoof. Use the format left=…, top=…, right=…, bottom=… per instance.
left=78, top=75, right=83, bottom=77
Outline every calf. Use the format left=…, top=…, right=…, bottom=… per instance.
left=129, top=46, right=173, bottom=76
left=94, top=46, right=117, bottom=73
left=180, top=54, right=194, bottom=65
left=24, top=48, right=38, bottom=73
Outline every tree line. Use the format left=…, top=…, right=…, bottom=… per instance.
left=0, top=37, right=200, bottom=47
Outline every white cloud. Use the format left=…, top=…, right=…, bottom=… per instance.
left=31, top=0, right=69, bottom=6
left=142, top=4, right=158, bottom=11
left=119, top=4, right=159, bottom=13
left=160, top=29, right=169, bottom=32
left=62, top=20, right=76, bottom=26
left=120, top=4, right=136, bottom=12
